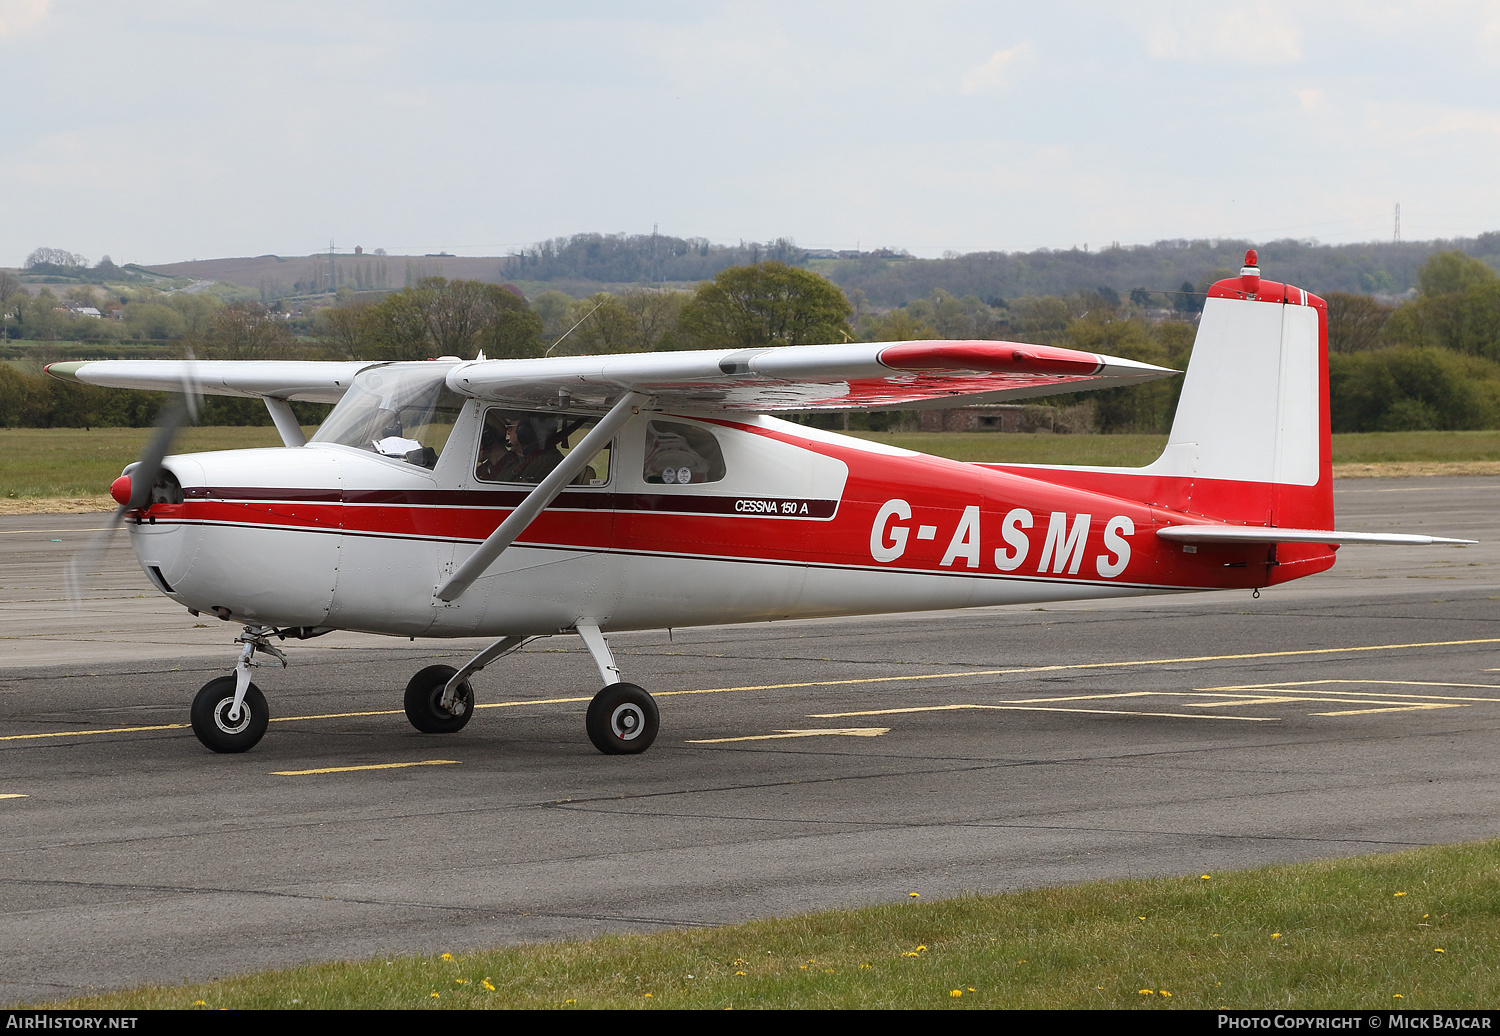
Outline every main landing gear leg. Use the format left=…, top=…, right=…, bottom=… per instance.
left=403, top=635, right=529, bottom=735
left=190, top=625, right=286, bottom=753
left=575, top=622, right=658, bottom=755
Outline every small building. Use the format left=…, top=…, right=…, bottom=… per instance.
left=919, top=402, right=1096, bottom=434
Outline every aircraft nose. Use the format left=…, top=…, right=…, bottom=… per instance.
left=110, top=475, right=132, bottom=507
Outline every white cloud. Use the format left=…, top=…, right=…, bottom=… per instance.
left=0, top=0, right=49, bottom=38
left=1296, top=88, right=1326, bottom=109
left=959, top=42, right=1033, bottom=95
left=1145, top=7, right=1302, bottom=64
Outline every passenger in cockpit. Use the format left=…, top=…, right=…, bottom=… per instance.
left=476, top=424, right=521, bottom=482
left=512, top=419, right=563, bottom=482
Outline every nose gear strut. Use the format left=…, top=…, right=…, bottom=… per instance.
left=227, top=625, right=288, bottom=722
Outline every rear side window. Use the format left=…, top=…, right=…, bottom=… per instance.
left=643, top=421, right=725, bottom=485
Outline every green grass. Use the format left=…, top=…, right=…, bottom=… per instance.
left=849, top=429, right=1500, bottom=467
left=0, top=426, right=299, bottom=499
left=845, top=430, right=1169, bottom=465
left=1326, top=430, right=1500, bottom=463
left=37, top=841, right=1500, bottom=1010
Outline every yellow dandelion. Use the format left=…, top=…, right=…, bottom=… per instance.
left=1161, top=990, right=1172, bottom=997
left=1139, top=989, right=1154, bottom=995
left=482, top=979, right=496, bottom=992
left=455, top=978, right=469, bottom=985
left=736, top=971, right=746, bottom=976
left=1394, top=892, right=1406, bottom=897
left=1201, top=874, right=1211, bottom=880
left=441, top=952, right=453, bottom=961
left=1271, top=933, right=1281, bottom=939
left=968, top=987, right=976, bottom=992
left=643, top=992, right=652, bottom=997
left=950, top=989, right=962, bottom=997
left=1138, top=915, right=1146, bottom=920
left=909, top=892, right=920, bottom=898
left=1393, top=994, right=1405, bottom=999
left=1212, top=933, right=1221, bottom=938
left=902, top=952, right=920, bottom=958
left=800, top=965, right=808, bottom=970
left=430, top=992, right=439, bottom=998
left=192, top=1001, right=206, bottom=1007
left=916, top=944, right=927, bottom=951
left=1435, top=948, right=1445, bottom=953
left=860, top=964, right=872, bottom=969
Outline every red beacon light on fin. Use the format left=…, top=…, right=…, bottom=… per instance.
left=1240, top=248, right=1261, bottom=296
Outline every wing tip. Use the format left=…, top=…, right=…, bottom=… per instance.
left=43, top=361, right=86, bottom=384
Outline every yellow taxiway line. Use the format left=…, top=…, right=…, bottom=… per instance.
left=688, top=727, right=890, bottom=744
left=273, top=759, right=460, bottom=776
left=809, top=703, right=1280, bottom=722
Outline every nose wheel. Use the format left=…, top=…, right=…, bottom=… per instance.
left=191, top=676, right=269, bottom=753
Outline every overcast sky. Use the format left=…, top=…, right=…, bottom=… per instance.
left=3, top=0, right=1499, bottom=268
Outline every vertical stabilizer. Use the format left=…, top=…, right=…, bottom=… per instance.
left=1138, top=251, right=1332, bottom=530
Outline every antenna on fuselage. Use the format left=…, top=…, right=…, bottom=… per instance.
left=545, top=299, right=606, bottom=358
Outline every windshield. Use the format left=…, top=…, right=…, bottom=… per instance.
left=311, top=364, right=466, bottom=469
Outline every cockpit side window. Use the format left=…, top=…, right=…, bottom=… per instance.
left=643, top=421, right=726, bottom=485
left=475, top=407, right=612, bottom=486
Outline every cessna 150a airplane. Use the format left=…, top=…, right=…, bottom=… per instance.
left=46, top=253, right=1470, bottom=755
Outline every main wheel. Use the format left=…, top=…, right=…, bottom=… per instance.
left=585, top=682, right=659, bottom=755
left=404, top=664, right=474, bottom=734
left=190, top=676, right=269, bottom=754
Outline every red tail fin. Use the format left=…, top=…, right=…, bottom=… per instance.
left=989, top=254, right=1333, bottom=579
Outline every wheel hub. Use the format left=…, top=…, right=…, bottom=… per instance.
left=611, top=703, right=644, bottom=740
left=213, top=698, right=251, bottom=735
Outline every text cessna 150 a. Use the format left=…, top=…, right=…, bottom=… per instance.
left=48, top=253, right=1470, bottom=755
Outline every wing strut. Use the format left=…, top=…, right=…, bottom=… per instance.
left=435, top=391, right=645, bottom=602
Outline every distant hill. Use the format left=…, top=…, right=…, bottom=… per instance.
left=824, top=235, right=1500, bottom=307
left=138, top=230, right=1500, bottom=308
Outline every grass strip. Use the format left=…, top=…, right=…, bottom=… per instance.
left=35, top=840, right=1500, bottom=1010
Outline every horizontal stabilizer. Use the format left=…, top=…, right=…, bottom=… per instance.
left=1157, top=526, right=1475, bottom=546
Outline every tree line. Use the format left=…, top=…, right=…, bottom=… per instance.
left=6, top=252, right=1500, bottom=435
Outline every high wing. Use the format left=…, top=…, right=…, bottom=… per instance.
left=446, top=340, right=1172, bottom=411
left=46, top=340, right=1173, bottom=413
left=44, top=360, right=380, bottom=404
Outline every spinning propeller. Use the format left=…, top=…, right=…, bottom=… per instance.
left=66, top=363, right=202, bottom=608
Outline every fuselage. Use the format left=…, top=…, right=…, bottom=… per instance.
left=126, top=406, right=1331, bottom=638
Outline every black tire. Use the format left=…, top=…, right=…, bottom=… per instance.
left=585, top=682, right=658, bottom=755
left=404, top=665, right=474, bottom=734
left=190, top=676, right=269, bottom=754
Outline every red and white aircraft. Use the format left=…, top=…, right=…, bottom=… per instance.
left=47, top=253, right=1469, bottom=755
